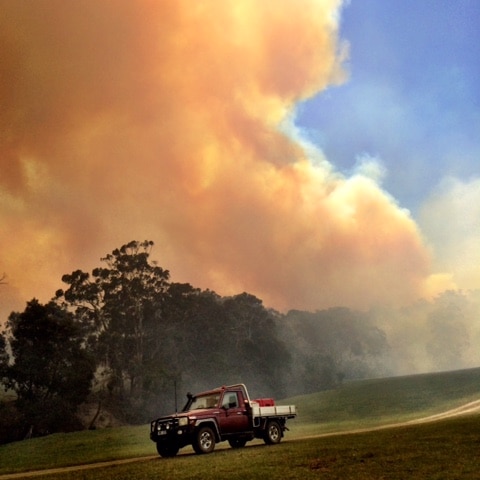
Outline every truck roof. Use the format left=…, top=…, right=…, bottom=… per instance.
left=193, top=384, right=248, bottom=398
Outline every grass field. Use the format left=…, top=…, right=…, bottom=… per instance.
left=1, top=367, right=480, bottom=479
left=19, top=415, right=480, bottom=480
left=286, top=367, right=480, bottom=436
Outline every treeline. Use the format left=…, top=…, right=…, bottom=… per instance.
left=0, top=240, right=389, bottom=443
left=1, top=240, right=478, bottom=444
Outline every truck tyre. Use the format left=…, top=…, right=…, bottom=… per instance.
left=156, top=442, right=179, bottom=458
left=193, top=426, right=216, bottom=454
left=228, top=437, right=247, bottom=449
left=263, top=420, right=282, bottom=445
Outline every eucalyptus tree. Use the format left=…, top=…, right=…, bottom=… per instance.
left=0, top=299, right=95, bottom=436
left=222, top=293, right=291, bottom=396
left=56, top=241, right=171, bottom=417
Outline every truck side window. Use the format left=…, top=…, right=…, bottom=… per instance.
left=222, top=392, right=238, bottom=409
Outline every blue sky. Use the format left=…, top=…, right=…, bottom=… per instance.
left=297, top=0, right=480, bottom=215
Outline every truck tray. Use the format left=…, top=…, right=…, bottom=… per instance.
left=252, top=405, right=296, bottom=417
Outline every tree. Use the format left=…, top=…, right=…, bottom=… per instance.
left=280, top=308, right=390, bottom=395
left=159, top=284, right=226, bottom=381
left=0, top=334, right=8, bottom=378
left=56, top=240, right=171, bottom=421
left=0, top=299, right=95, bottom=436
left=222, top=293, right=291, bottom=396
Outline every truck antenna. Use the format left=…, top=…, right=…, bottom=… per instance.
left=174, top=379, right=178, bottom=414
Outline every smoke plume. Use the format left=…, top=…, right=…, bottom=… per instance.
left=0, top=0, right=450, bottom=321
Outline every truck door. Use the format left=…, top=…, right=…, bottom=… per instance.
left=218, top=391, right=250, bottom=434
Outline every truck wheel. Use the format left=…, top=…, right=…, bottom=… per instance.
left=156, top=442, right=179, bottom=458
left=228, top=438, right=247, bottom=449
left=263, top=420, right=282, bottom=445
left=193, top=426, right=216, bottom=454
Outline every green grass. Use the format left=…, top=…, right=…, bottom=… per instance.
left=1, top=367, right=480, bottom=478
left=17, top=415, right=480, bottom=480
left=0, top=425, right=153, bottom=475
left=286, top=367, right=480, bottom=436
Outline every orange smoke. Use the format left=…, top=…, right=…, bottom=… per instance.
left=0, top=0, right=449, bottom=320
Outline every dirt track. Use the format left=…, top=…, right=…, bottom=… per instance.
left=2, top=401, right=480, bottom=480
left=0, top=456, right=159, bottom=480
left=405, top=399, right=480, bottom=423
left=299, top=399, right=480, bottom=440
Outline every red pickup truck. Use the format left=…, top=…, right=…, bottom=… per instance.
left=150, top=383, right=297, bottom=457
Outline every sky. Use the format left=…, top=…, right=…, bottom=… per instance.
left=0, top=0, right=479, bottom=324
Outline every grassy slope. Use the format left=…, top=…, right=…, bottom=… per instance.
left=1, top=367, right=480, bottom=476
left=285, top=367, right=480, bottom=436
left=28, top=415, right=480, bottom=480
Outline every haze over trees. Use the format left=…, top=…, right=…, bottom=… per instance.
left=1, top=240, right=479, bottom=444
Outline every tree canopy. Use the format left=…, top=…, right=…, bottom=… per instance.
left=55, top=241, right=294, bottom=421
left=0, top=299, right=95, bottom=437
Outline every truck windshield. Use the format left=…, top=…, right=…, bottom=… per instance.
left=188, top=393, right=220, bottom=410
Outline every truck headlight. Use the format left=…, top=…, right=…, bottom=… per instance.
left=178, top=417, right=188, bottom=427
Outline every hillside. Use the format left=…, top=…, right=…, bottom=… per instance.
left=284, top=367, right=480, bottom=436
